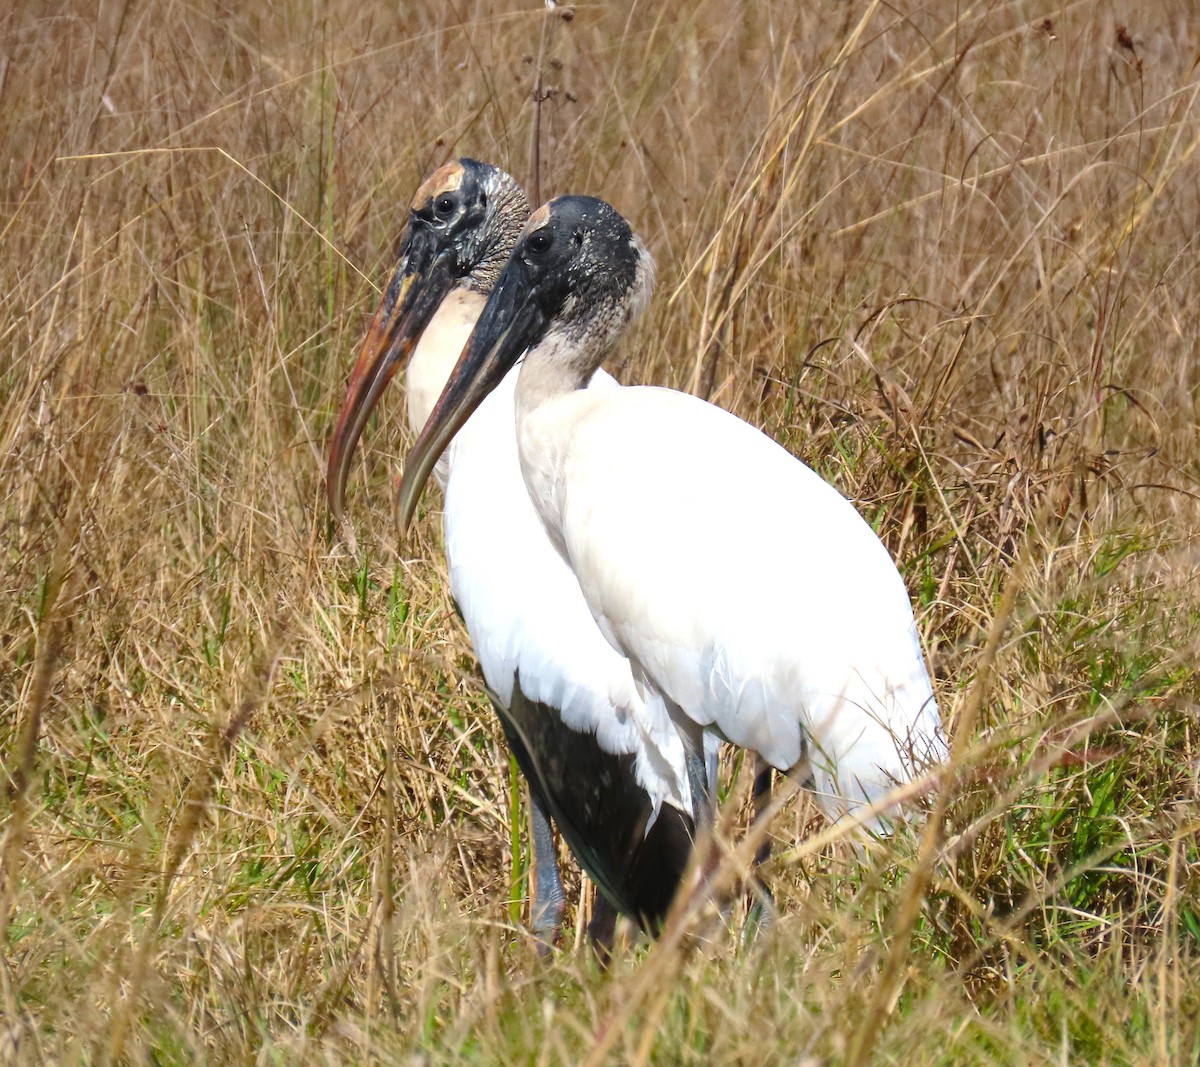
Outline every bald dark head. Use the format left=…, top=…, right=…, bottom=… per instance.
left=327, top=158, right=528, bottom=522
left=402, top=157, right=530, bottom=293
left=506, top=196, right=653, bottom=332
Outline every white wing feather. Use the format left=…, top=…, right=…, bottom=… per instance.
left=518, top=384, right=946, bottom=825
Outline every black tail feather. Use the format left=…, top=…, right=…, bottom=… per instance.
left=495, top=677, right=696, bottom=931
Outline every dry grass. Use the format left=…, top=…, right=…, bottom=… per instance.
left=2, top=0, right=1199, bottom=1062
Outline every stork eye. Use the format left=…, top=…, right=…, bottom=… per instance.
left=527, top=231, right=553, bottom=256
left=434, top=194, right=456, bottom=218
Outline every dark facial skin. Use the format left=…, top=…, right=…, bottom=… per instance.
left=326, top=159, right=527, bottom=523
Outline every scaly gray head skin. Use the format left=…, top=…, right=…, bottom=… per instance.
left=500, top=196, right=655, bottom=375
left=326, top=159, right=529, bottom=523
left=396, top=195, right=656, bottom=534
left=427, top=159, right=529, bottom=294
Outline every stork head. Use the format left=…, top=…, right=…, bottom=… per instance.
left=327, top=158, right=529, bottom=523
left=396, top=195, right=655, bottom=535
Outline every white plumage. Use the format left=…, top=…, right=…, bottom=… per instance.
left=517, top=381, right=944, bottom=827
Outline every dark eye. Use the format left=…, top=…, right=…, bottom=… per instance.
left=434, top=194, right=456, bottom=218
left=527, top=230, right=553, bottom=256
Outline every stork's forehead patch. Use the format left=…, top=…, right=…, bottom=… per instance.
left=412, top=160, right=465, bottom=207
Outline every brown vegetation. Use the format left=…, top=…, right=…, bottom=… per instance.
left=1, top=0, right=1198, bottom=1062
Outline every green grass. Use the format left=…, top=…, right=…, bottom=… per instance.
left=2, top=0, right=1199, bottom=1062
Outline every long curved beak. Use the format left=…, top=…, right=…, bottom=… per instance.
left=395, top=259, right=547, bottom=535
left=327, top=228, right=455, bottom=524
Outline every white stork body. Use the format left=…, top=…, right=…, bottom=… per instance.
left=516, top=381, right=943, bottom=826
left=415, top=301, right=710, bottom=921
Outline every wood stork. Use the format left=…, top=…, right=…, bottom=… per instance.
left=395, top=196, right=948, bottom=847
left=327, top=162, right=711, bottom=948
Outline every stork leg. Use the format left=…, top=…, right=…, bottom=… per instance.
left=744, top=744, right=815, bottom=939
left=685, top=748, right=715, bottom=832
left=529, top=792, right=565, bottom=953
left=684, top=742, right=722, bottom=904
left=587, top=890, right=619, bottom=966
left=744, top=757, right=777, bottom=937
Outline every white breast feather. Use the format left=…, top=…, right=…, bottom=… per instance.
left=406, top=288, right=487, bottom=487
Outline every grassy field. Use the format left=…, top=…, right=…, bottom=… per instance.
left=3, top=0, right=1199, bottom=1062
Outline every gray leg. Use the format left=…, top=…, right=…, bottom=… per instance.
left=686, top=748, right=715, bottom=829
left=684, top=744, right=721, bottom=906
left=529, top=791, right=565, bottom=953
left=744, top=756, right=777, bottom=938
left=587, top=890, right=619, bottom=967
left=686, top=733, right=716, bottom=825
left=664, top=702, right=719, bottom=916
left=745, top=742, right=814, bottom=940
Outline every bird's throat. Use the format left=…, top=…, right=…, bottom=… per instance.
left=406, top=286, right=488, bottom=434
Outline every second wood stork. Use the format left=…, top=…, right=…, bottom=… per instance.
left=396, top=196, right=947, bottom=842
left=327, top=162, right=711, bottom=948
